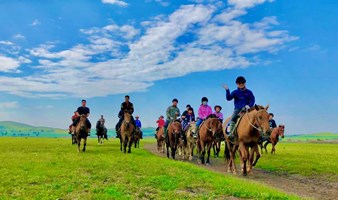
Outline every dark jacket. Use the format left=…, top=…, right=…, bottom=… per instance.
left=226, top=88, right=255, bottom=109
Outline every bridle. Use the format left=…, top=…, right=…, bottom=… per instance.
left=245, top=109, right=266, bottom=133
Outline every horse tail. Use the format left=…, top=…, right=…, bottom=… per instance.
left=224, top=142, right=231, bottom=161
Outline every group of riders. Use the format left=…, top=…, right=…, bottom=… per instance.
left=156, top=76, right=278, bottom=141
left=68, top=95, right=143, bottom=139
left=68, top=76, right=277, bottom=141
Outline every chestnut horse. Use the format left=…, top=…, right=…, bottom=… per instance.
left=74, top=115, right=89, bottom=152
left=166, top=121, right=182, bottom=159
left=223, top=105, right=271, bottom=175
left=156, top=127, right=165, bottom=153
left=183, top=122, right=197, bottom=161
left=196, top=118, right=221, bottom=165
left=261, top=125, right=285, bottom=154
left=120, top=113, right=134, bottom=153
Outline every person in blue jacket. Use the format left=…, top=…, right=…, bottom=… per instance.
left=222, top=76, right=255, bottom=140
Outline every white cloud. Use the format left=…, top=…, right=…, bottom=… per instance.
left=0, top=56, right=20, bottom=72
left=102, top=0, right=128, bottom=7
left=0, top=101, right=19, bottom=109
left=31, top=19, right=41, bottom=26
left=0, top=1, right=295, bottom=98
left=13, top=34, right=25, bottom=40
left=0, top=41, right=13, bottom=45
left=228, top=0, right=274, bottom=9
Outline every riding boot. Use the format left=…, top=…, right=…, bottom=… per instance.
left=154, top=134, right=157, bottom=139
left=87, top=128, right=91, bottom=137
left=116, top=129, right=120, bottom=138
left=228, top=121, right=236, bottom=141
left=140, top=131, right=143, bottom=139
left=72, top=126, right=76, bottom=135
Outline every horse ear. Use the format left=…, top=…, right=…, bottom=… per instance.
left=255, top=104, right=259, bottom=111
left=265, top=104, right=270, bottom=111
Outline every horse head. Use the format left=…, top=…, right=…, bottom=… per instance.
left=253, top=104, right=271, bottom=135
left=79, top=115, right=88, bottom=132
left=278, top=125, right=285, bottom=138
left=207, top=118, right=221, bottom=136
left=171, top=121, right=182, bottom=137
left=124, top=112, right=131, bottom=128
left=188, top=122, right=197, bottom=136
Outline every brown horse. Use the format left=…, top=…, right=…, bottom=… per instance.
left=184, top=122, right=197, bottom=161
left=156, top=127, right=166, bottom=153
left=134, top=128, right=141, bottom=148
left=166, top=121, right=182, bottom=159
left=261, top=125, right=285, bottom=154
left=223, top=105, right=271, bottom=175
left=74, top=115, right=89, bottom=152
left=197, top=118, right=221, bottom=165
left=120, top=113, right=134, bottom=153
left=212, top=121, right=224, bottom=158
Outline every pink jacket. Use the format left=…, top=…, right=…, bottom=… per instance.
left=198, top=105, right=212, bottom=120
left=213, top=111, right=223, bottom=120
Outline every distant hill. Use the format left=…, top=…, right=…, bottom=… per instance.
left=286, top=132, right=338, bottom=142
left=0, top=121, right=156, bottom=138
left=0, top=121, right=66, bottom=137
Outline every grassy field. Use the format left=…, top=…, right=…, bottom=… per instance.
left=285, top=132, right=338, bottom=142
left=255, top=142, right=338, bottom=181
left=0, top=137, right=299, bottom=200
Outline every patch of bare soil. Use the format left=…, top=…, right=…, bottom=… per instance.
left=144, top=144, right=338, bottom=200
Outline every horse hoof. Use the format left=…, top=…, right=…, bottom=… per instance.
left=233, top=171, right=238, bottom=175
left=206, top=163, right=210, bottom=166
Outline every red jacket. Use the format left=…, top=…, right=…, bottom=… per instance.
left=156, top=119, right=165, bottom=127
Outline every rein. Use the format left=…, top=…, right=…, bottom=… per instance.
left=245, top=109, right=263, bottom=132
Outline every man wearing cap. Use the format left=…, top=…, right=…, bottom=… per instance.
left=72, top=99, right=91, bottom=136
left=135, top=115, right=143, bottom=139
left=115, top=95, right=137, bottom=138
left=164, top=99, right=180, bottom=138
left=222, top=76, right=255, bottom=140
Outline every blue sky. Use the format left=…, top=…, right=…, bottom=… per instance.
left=0, top=0, right=337, bottom=134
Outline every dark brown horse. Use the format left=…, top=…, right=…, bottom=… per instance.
left=196, top=118, right=221, bottom=165
left=133, top=128, right=141, bottom=148
left=96, top=120, right=108, bottom=144
left=156, top=127, right=165, bottom=153
left=74, top=115, right=89, bottom=152
left=223, top=105, right=271, bottom=175
left=260, top=125, right=285, bottom=154
left=120, top=113, right=134, bottom=153
left=166, top=121, right=182, bottom=159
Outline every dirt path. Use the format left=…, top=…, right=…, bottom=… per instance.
left=144, top=144, right=338, bottom=200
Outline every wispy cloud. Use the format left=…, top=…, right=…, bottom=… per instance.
left=0, top=1, right=295, bottom=98
left=30, top=19, right=41, bottom=26
left=102, top=0, right=128, bottom=7
left=0, top=41, right=13, bottom=45
left=13, top=34, right=25, bottom=40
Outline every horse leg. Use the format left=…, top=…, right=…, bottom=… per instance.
left=206, top=143, right=212, bottom=165
left=264, top=141, right=269, bottom=153
left=77, top=137, right=81, bottom=152
left=83, top=137, right=87, bottom=152
left=271, top=142, right=275, bottom=154
left=252, top=145, right=261, bottom=167
left=247, top=146, right=256, bottom=173
left=239, top=143, right=248, bottom=176
left=166, top=140, right=170, bottom=158
left=200, top=141, right=205, bottom=164
left=128, top=137, right=132, bottom=153
left=123, top=136, right=127, bottom=154
left=120, top=138, right=122, bottom=152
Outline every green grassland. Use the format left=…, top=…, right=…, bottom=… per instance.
left=0, top=138, right=298, bottom=200
left=285, top=132, right=338, bottom=142
left=0, top=121, right=156, bottom=138
left=255, top=142, right=338, bottom=181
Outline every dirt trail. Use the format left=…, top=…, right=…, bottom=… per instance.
left=144, top=144, right=338, bottom=200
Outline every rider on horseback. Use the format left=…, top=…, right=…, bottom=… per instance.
left=135, top=116, right=143, bottom=139
left=115, top=95, right=137, bottom=138
left=195, top=97, right=212, bottom=138
left=269, top=113, right=277, bottom=129
left=222, top=76, right=255, bottom=141
left=72, top=99, right=91, bottom=136
left=182, top=107, right=195, bottom=132
left=164, top=99, right=180, bottom=138
left=213, top=105, right=224, bottom=123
